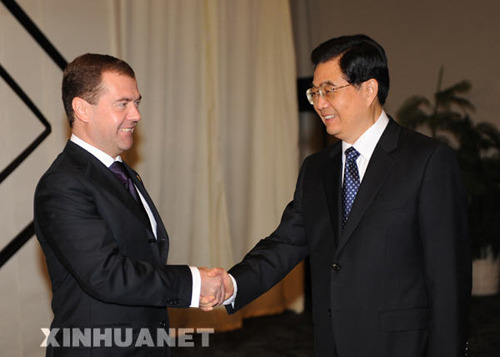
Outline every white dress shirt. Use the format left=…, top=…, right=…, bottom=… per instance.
left=341, top=111, right=389, bottom=184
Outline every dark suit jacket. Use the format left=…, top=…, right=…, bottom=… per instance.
left=34, top=141, right=193, bottom=357
left=227, top=119, right=471, bottom=357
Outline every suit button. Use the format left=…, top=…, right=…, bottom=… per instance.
left=327, top=308, right=332, bottom=317
left=159, top=321, right=167, bottom=327
left=148, top=239, right=156, bottom=244
left=332, top=262, right=341, bottom=271
left=167, top=298, right=179, bottom=305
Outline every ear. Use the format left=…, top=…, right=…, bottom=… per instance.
left=72, top=97, right=91, bottom=123
left=363, top=79, right=379, bottom=105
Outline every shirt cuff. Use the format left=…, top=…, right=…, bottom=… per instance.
left=223, top=274, right=237, bottom=306
left=189, top=266, right=201, bottom=307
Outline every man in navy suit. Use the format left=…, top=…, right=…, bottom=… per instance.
left=35, top=54, right=231, bottom=356
left=225, top=35, right=471, bottom=357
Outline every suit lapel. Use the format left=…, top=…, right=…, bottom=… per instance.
left=322, top=143, right=343, bottom=248
left=337, top=119, right=401, bottom=252
left=121, top=163, right=155, bottom=230
left=128, top=169, right=170, bottom=262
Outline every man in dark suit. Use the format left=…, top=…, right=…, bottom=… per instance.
left=224, top=35, right=471, bottom=356
left=34, top=54, right=231, bottom=356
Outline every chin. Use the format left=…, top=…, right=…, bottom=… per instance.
left=118, top=142, right=134, bottom=154
left=322, top=119, right=338, bottom=134
left=325, top=126, right=340, bottom=137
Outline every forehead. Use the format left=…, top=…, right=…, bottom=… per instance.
left=100, top=71, right=139, bottom=96
left=312, top=58, right=344, bottom=87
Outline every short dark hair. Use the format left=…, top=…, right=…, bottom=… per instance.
left=311, top=34, right=389, bottom=105
left=62, top=53, right=135, bottom=127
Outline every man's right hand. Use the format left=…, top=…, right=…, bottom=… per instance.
left=198, top=267, right=234, bottom=311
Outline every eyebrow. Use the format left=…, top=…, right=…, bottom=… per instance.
left=115, top=95, right=142, bottom=103
left=310, top=80, right=336, bottom=88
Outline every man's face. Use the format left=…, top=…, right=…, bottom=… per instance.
left=86, top=71, right=141, bottom=158
left=312, top=58, right=374, bottom=144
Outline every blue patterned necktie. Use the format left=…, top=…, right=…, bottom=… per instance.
left=342, top=147, right=360, bottom=229
left=109, top=161, right=140, bottom=202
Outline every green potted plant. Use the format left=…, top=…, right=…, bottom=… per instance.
left=397, top=68, right=500, bottom=295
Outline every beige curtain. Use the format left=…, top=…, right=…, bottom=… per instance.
left=112, top=0, right=235, bottom=270
left=0, top=0, right=301, bottom=354
left=112, top=0, right=302, bottom=330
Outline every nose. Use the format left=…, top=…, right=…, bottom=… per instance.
left=129, top=103, right=141, bottom=121
left=315, top=93, right=330, bottom=111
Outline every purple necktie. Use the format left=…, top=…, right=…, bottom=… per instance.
left=109, top=161, right=140, bottom=202
left=342, top=147, right=360, bottom=229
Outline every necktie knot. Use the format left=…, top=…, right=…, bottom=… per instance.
left=109, top=161, right=129, bottom=186
left=109, top=161, right=140, bottom=202
left=345, top=147, right=360, bottom=162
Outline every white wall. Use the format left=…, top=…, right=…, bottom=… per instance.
left=1, top=1, right=115, bottom=356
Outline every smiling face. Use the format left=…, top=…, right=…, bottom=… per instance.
left=312, top=58, right=380, bottom=144
left=74, top=71, right=142, bottom=158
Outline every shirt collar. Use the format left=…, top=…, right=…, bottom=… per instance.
left=70, top=134, right=122, bottom=168
left=342, top=110, right=389, bottom=161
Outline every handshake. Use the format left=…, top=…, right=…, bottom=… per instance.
left=198, top=267, right=234, bottom=311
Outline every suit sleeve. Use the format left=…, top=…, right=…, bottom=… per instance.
left=226, top=158, right=310, bottom=314
left=34, top=170, right=193, bottom=308
left=418, top=144, right=471, bottom=356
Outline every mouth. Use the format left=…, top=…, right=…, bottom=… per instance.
left=120, top=123, right=137, bottom=133
left=323, top=114, right=337, bottom=120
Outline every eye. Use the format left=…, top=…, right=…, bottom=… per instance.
left=322, top=85, right=335, bottom=94
left=134, top=100, right=141, bottom=107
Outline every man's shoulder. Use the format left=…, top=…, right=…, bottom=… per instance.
left=399, top=125, right=439, bottom=145
left=36, top=142, right=98, bottom=192
left=379, top=118, right=447, bottom=154
left=397, top=124, right=453, bottom=157
left=304, top=141, right=342, bottom=163
left=387, top=121, right=460, bottom=172
left=41, top=143, right=81, bottom=175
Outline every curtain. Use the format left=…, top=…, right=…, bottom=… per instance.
left=113, top=0, right=302, bottom=330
